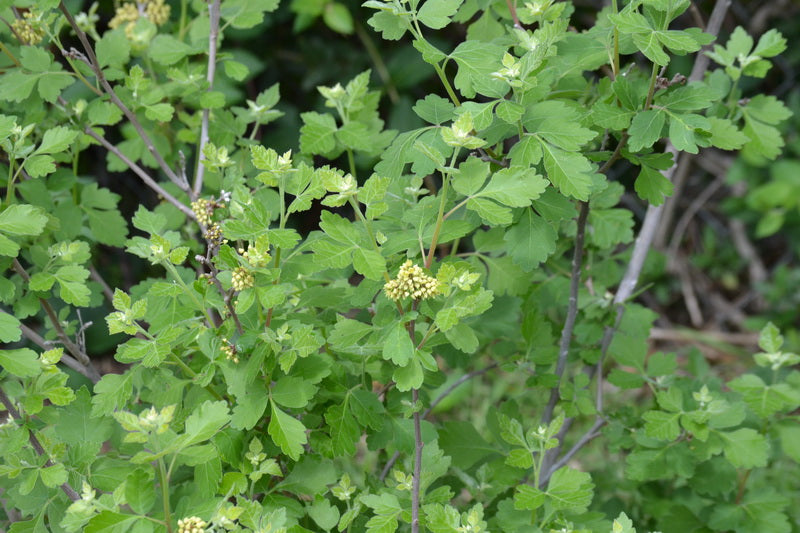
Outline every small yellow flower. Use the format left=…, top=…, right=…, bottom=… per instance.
left=12, top=10, right=46, bottom=45
left=191, top=198, right=213, bottom=226
left=384, top=260, right=440, bottom=301
left=177, top=516, right=207, bottom=533
left=231, top=267, right=254, bottom=291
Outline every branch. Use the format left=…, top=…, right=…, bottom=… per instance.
left=541, top=201, right=589, bottom=426
left=379, top=363, right=499, bottom=480
left=0, top=387, right=80, bottom=501
left=15, top=319, right=100, bottom=383
left=12, top=259, right=101, bottom=383
left=88, top=263, right=115, bottom=304
left=84, top=127, right=196, bottom=220
left=58, top=1, right=190, bottom=195
left=539, top=417, right=605, bottom=488
left=540, top=0, right=731, bottom=483
left=192, top=0, right=222, bottom=196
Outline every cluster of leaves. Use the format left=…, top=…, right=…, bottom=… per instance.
left=0, top=0, right=797, bottom=532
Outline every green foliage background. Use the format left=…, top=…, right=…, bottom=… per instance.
left=1, top=0, right=799, bottom=532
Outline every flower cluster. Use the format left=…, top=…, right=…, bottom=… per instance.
left=109, top=0, right=170, bottom=38
left=204, top=223, right=226, bottom=246
left=12, top=10, right=46, bottom=45
left=177, top=516, right=207, bottom=533
left=237, top=245, right=269, bottom=268
left=231, top=267, right=254, bottom=292
left=192, top=196, right=228, bottom=227
left=220, top=339, right=238, bottom=364
left=384, top=260, right=440, bottom=301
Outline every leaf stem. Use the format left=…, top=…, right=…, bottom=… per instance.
left=157, top=458, right=174, bottom=533
left=425, top=150, right=459, bottom=268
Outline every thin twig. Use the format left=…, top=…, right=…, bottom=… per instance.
left=11, top=260, right=101, bottom=383
left=89, top=263, right=115, bottom=304
left=0, top=388, right=80, bottom=501
left=84, top=127, right=196, bottom=220
left=541, top=202, right=589, bottom=426
left=539, top=417, right=605, bottom=487
left=541, top=0, right=731, bottom=483
left=193, top=0, right=221, bottom=196
left=58, top=1, right=188, bottom=194
left=379, top=363, right=499, bottom=480
left=6, top=312, right=99, bottom=383
left=411, top=388, right=423, bottom=533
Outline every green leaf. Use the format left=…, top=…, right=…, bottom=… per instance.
left=271, top=377, right=317, bottom=408
left=350, top=389, right=385, bottom=430
left=35, top=126, right=78, bottom=155
left=300, top=111, right=338, bottom=155
left=97, top=30, right=131, bottom=70
left=588, top=209, right=634, bottom=249
left=642, top=410, right=682, bottom=440
left=149, top=35, right=193, bottom=65
left=417, top=0, right=463, bottom=29
left=545, top=467, right=594, bottom=512
left=707, top=117, right=749, bottom=150
left=758, top=322, right=783, bottom=353
left=752, top=29, right=787, bottom=58
left=91, top=372, right=134, bottom=417
left=0, top=348, right=40, bottom=377
left=183, top=401, right=230, bottom=447
left=200, top=91, right=225, bottom=109
left=480, top=166, right=547, bottom=207
left=382, top=321, right=414, bottom=366
left=0, top=312, right=21, bottom=343
left=539, top=141, right=594, bottom=200
left=0, top=72, right=37, bottom=102
left=84, top=511, right=140, bottom=533
left=524, top=101, right=596, bottom=151
left=144, top=103, right=175, bottom=122
left=323, top=2, right=354, bottom=34
left=504, top=208, right=557, bottom=271
left=719, top=428, right=769, bottom=468
left=708, top=489, right=790, bottom=533
left=0, top=204, right=48, bottom=236
left=466, top=197, right=512, bottom=225
left=53, top=265, right=91, bottom=306
left=366, top=10, right=408, bottom=41
left=667, top=112, right=709, bottom=154
left=449, top=41, right=507, bottom=98
left=514, top=485, right=545, bottom=511
left=628, top=109, right=665, bottom=151
left=413, top=94, right=455, bottom=125
left=20, top=46, right=53, bottom=72
left=308, top=495, right=341, bottom=531
left=392, top=354, right=424, bottom=391
left=125, top=469, right=156, bottom=515
left=634, top=165, right=674, bottom=205
left=55, top=388, right=113, bottom=445
left=268, top=399, right=308, bottom=461
left=325, top=402, right=360, bottom=456
left=24, top=155, right=56, bottom=178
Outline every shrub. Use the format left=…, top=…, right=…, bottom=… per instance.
left=0, top=0, right=797, bottom=532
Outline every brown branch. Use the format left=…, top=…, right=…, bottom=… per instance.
left=84, top=127, right=196, bottom=220
left=0, top=387, right=80, bottom=501
left=58, top=1, right=190, bottom=195
left=15, top=319, right=100, bottom=383
left=541, top=201, right=589, bottom=426
left=88, top=263, right=115, bottom=304
left=12, top=259, right=101, bottom=383
left=192, top=0, right=222, bottom=196
left=379, top=363, right=499, bottom=480
left=539, top=417, right=605, bottom=487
